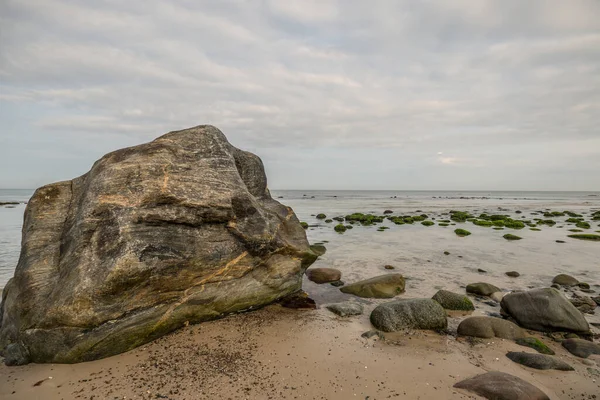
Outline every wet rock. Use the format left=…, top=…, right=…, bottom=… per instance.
left=305, top=268, right=342, bottom=284
left=0, top=125, right=316, bottom=365
left=466, top=282, right=501, bottom=296
left=506, top=351, right=574, bottom=371
left=552, top=274, right=579, bottom=286
left=457, top=316, right=525, bottom=339
left=330, top=280, right=344, bottom=287
left=500, top=288, right=590, bottom=333
left=431, top=290, right=474, bottom=311
left=505, top=271, right=520, bottom=277
left=370, top=298, right=447, bottom=332
left=454, top=371, right=549, bottom=400
left=569, top=294, right=597, bottom=314
left=280, top=291, right=317, bottom=309
left=562, top=338, right=600, bottom=358
left=340, top=274, right=405, bottom=298
left=309, top=244, right=327, bottom=256
left=577, top=282, right=590, bottom=290
left=515, top=337, right=555, bottom=355
left=489, top=292, right=505, bottom=303
left=326, top=302, right=363, bottom=317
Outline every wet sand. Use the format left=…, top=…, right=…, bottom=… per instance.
left=1, top=305, right=598, bottom=400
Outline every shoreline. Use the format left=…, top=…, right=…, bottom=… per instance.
left=1, top=305, right=598, bottom=399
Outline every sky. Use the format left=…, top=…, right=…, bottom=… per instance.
left=1, top=0, right=599, bottom=191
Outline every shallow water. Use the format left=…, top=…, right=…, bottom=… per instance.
left=270, top=190, right=600, bottom=326
left=0, top=189, right=599, bottom=306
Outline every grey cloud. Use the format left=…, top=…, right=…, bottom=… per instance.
left=1, top=0, right=599, bottom=190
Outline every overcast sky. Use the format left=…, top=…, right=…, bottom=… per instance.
left=1, top=0, right=599, bottom=191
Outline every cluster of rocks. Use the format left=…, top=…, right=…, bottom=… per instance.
left=311, top=266, right=599, bottom=399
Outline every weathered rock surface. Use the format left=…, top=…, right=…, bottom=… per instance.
left=454, top=371, right=549, bottom=400
left=305, top=268, right=341, bottom=284
left=552, top=274, right=579, bottom=286
left=500, top=288, right=590, bottom=333
left=506, top=351, right=574, bottom=371
left=370, top=298, right=447, bottom=332
left=457, top=316, right=525, bottom=340
left=326, top=302, right=363, bottom=317
left=340, top=274, right=405, bottom=298
left=466, top=282, right=501, bottom=296
left=562, top=338, right=600, bottom=358
left=431, top=290, right=474, bottom=311
left=0, top=125, right=316, bottom=365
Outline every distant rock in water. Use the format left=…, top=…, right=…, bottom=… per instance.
left=0, top=125, right=316, bottom=365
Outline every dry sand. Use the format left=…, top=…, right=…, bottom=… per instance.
left=1, top=304, right=599, bottom=400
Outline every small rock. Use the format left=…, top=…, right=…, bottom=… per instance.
left=383, top=210, right=393, bottom=214
left=280, top=291, right=317, bottom=309
left=556, top=240, right=566, bottom=243
left=489, top=292, right=505, bottom=303
left=370, top=298, right=447, bottom=332
left=562, top=338, right=600, bottom=358
left=515, top=337, right=555, bottom=355
left=384, top=265, right=395, bottom=270
left=577, top=282, right=590, bottom=290
left=506, top=351, right=574, bottom=371
left=453, top=371, right=549, bottom=400
left=505, top=271, right=520, bottom=277
left=443, top=251, right=450, bottom=255
left=330, top=280, right=344, bottom=287
left=340, top=274, right=405, bottom=298
left=309, top=244, right=327, bottom=256
left=552, top=274, right=579, bottom=286
left=457, top=316, right=525, bottom=340
left=305, top=268, right=342, bottom=284
left=431, top=290, right=474, bottom=311
left=477, top=268, right=487, bottom=273
left=466, top=282, right=501, bottom=296
left=326, top=302, right=363, bottom=317
left=361, top=330, right=382, bottom=339
left=569, top=294, right=597, bottom=314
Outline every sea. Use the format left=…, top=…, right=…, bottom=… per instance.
left=1, top=189, right=599, bottom=322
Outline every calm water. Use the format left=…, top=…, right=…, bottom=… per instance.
left=1, top=190, right=599, bottom=313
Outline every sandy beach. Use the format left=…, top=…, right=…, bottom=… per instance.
left=1, top=303, right=599, bottom=400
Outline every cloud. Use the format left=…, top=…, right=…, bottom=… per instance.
left=1, top=0, right=599, bottom=190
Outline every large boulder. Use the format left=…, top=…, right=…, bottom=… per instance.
left=340, top=274, right=405, bottom=298
left=457, top=316, right=526, bottom=340
left=432, top=290, right=474, bottom=311
left=370, top=298, right=447, bottom=332
left=500, top=288, right=590, bottom=333
left=0, top=125, right=316, bottom=365
left=506, top=351, right=574, bottom=371
left=454, top=371, right=549, bottom=400
left=466, top=282, right=500, bottom=296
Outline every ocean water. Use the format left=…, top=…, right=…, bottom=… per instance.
left=1, top=190, right=599, bottom=317
left=270, top=190, right=600, bottom=327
